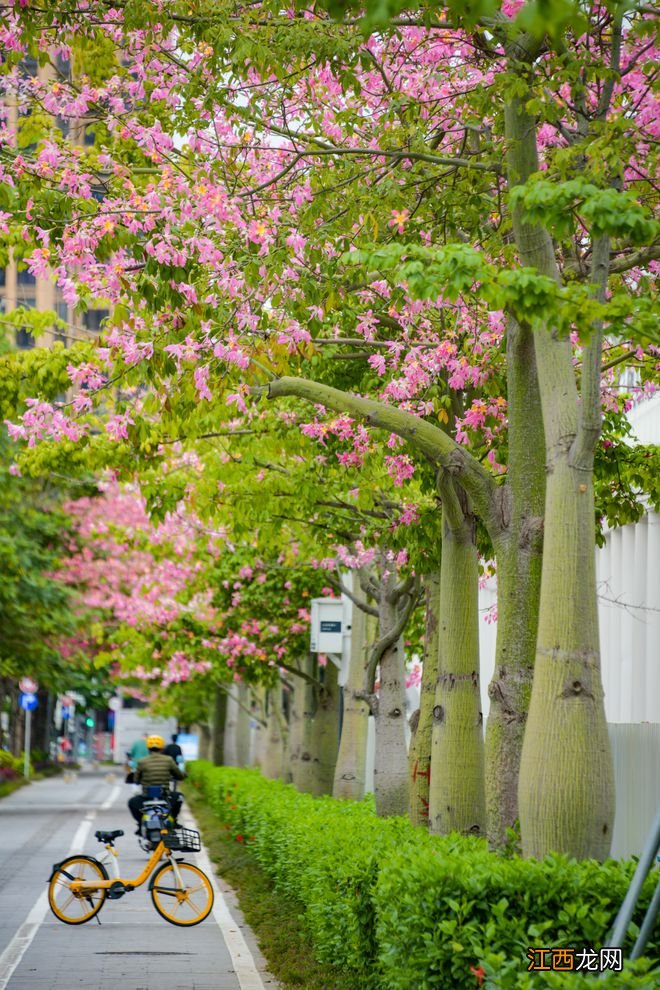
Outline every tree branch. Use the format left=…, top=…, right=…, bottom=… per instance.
left=261, top=375, right=500, bottom=537
left=365, top=576, right=419, bottom=692
left=334, top=566, right=379, bottom=617
left=608, top=242, right=660, bottom=275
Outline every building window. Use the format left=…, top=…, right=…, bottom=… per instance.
left=17, top=268, right=36, bottom=286
left=55, top=301, right=68, bottom=346
left=83, top=308, right=108, bottom=333
left=15, top=298, right=35, bottom=349
left=16, top=327, right=35, bottom=349
left=55, top=53, right=71, bottom=79
left=22, top=56, right=39, bottom=79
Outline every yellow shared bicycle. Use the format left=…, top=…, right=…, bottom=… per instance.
left=47, top=825, right=214, bottom=927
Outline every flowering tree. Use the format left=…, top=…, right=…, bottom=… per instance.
left=1, top=1, right=658, bottom=856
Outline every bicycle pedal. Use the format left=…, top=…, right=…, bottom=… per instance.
left=106, top=881, right=128, bottom=899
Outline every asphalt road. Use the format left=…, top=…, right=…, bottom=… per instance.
left=0, top=769, right=273, bottom=990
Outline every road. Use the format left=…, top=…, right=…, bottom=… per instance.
left=0, top=769, right=274, bottom=990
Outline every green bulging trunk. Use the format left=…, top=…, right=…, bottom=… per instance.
left=409, top=572, right=441, bottom=827
left=373, top=572, right=410, bottom=818
left=519, top=466, right=614, bottom=858
left=485, top=318, right=545, bottom=848
left=430, top=485, right=485, bottom=836
left=504, top=86, right=614, bottom=859
left=334, top=601, right=370, bottom=801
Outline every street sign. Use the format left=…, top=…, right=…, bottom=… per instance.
left=310, top=598, right=344, bottom=653
left=19, top=677, right=38, bottom=694
left=19, top=692, right=38, bottom=711
left=108, top=697, right=121, bottom=711
left=61, top=694, right=73, bottom=707
left=61, top=706, right=71, bottom=720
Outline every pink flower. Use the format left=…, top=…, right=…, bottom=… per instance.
left=388, top=209, right=410, bottom=234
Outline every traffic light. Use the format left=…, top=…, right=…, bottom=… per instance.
left=85, top=716, right=95, bottom=728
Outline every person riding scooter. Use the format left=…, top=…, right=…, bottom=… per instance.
left=127, top=734, right=185, bottom=833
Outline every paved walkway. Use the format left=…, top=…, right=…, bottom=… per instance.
left=0, top=770, right=277, bottom=990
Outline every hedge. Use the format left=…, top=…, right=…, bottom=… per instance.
left=187, top=762, right=658, bottom=990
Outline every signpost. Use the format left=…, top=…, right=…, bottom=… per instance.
left=19, top=683, right=39, bottom=779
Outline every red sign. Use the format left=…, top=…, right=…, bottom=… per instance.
left=19, top=677, right=38, bottom=694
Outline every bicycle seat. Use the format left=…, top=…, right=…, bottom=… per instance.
left=95, top=829, right=124, bottom=843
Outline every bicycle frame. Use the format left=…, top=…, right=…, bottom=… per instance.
left=70, top=834, right=183, bottom=894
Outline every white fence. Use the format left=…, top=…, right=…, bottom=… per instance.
left=609, top=722, right=660, bottom=860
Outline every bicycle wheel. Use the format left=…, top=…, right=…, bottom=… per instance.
left=150, top=860, right=213, bottom=926
left=48, top=855, right=108, bottom=925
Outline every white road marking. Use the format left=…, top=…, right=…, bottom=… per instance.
left=180, top=807, right=266, bottom=990
left=101, top=784, right=121, bottom=809
left=0, top=811, right=96, bottom=990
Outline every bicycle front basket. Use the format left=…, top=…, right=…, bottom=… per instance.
left=163, top=826, right=201, bottom=852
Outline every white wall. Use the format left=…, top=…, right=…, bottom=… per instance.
left=598, top=512, right=660, bottom=723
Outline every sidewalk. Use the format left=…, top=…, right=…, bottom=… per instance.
left=0, top=770, right=278, bottom=990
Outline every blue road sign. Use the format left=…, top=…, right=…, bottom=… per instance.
left=61, top=706, right=71, bottom=720
left=20, top=692, right=38, bottom=711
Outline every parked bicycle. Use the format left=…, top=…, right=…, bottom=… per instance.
left=47, top=824, right=213, bottom=927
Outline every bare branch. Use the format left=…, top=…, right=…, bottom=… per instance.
left=334, top=566, right=379, bottom=617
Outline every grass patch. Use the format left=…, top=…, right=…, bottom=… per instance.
left=184, top=784, right=356, bottom=990
left=0, top=776, right=29, bottom=800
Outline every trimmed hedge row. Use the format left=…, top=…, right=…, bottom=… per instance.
left=187, top=762, right=658, bottom=990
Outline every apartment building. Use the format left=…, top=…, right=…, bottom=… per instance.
left=0, top=53, right=108, bottom=351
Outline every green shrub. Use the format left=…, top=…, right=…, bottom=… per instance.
left=374, top=846, right=656, bottom=989
left=484, top=955, right=657, bottom=988
left=0, top=749, right=14, bottom=768
left=187, top=762, right=659, bottom=990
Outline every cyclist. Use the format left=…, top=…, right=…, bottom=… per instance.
left=162, top=733, right=184, bottom=767
left=127, top=734, right=185, bottom=833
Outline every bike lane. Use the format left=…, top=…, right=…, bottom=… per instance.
left=0, top=771, right=277, bottom=990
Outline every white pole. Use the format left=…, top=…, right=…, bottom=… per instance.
left=24, top=708, right=31, bottom=779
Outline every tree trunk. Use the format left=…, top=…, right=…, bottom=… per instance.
left=485, top=317, right=545, bottom=847
left=195, top=722, right=211, bottom=761
left=409, top=572, right=440, bottom=826
left=333, top=600, right=370, bottom=801
left=260, top=685, right=287, bottom=780
left=307, top=660, right=339, bottom=795
left=289, top=656, right=317, bottom=792
left=430, top=481, right=486, bottom=836
left=223, top=686, right=240, bottom=767
left=287, top=665, right=305, bottom=786
left=211, top=685, right=227, bottom=766
left=235, top=684, right=251, bottom=767
left=250, top=686, right=267, bottom=768
left=373, top=571, right=410, bottom=817
left=505, top=85, right=614, bottom=859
